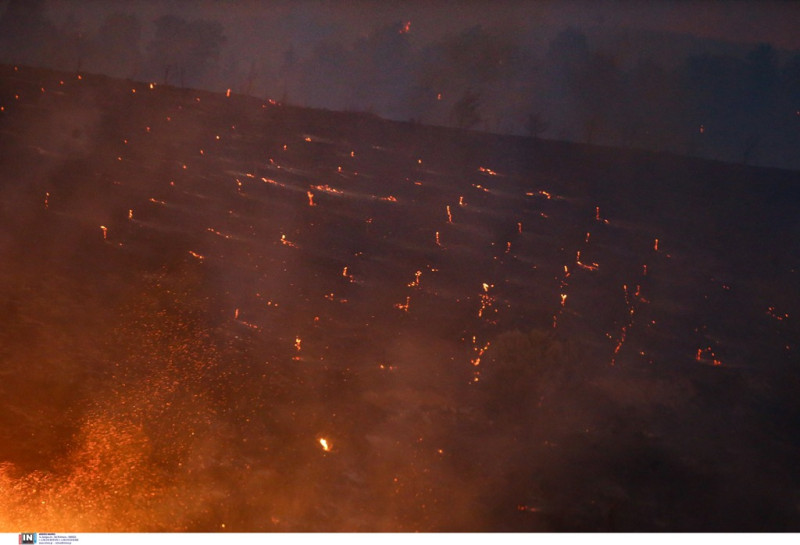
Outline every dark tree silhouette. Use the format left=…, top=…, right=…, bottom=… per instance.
left=451, top=89, right=482, bottom=129
left=147, top=15, right=226, bottom=88
left=89, top=13, right=142, bottom=79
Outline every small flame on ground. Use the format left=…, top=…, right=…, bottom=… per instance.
left=319, top=438, right=331, bottom=452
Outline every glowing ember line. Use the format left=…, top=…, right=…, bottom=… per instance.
left=767, top=307, right=790, bottom=321
left=280, top=234, right=297, bottom=248
left=470, top=336, right=491, bottom=367
left=394, top=296, right=410, bottom=312
left=44, top=192, right=50, bottom=209
left=319, top=438, right=331, bottom=452
left=148, top=198, right=166, bottom=205
left=311, top=184, right=343, bottom=194
left=446, top=205, right=453, bottom=224
left=100, top=225, right=108, bottom=240
left=478, top=166, right=498, bottom=176
left=207, top=227, right=232, bottom=239
left=696, top=346, right=722, bottom=366
left=307, top=190, right=316, bottom=206
left=435, top=231, right=442, bottom=247
left=407, top=270, right=422, bottom=288
left=128, top=209, right=133, bottom=220
left=188, top=250, right=204, bottom=261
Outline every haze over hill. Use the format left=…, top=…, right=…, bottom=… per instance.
left=0, top=64, right=799, bottom=531
left=1, top=0, right=799, bottom=171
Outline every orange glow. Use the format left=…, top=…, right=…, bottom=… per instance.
left=280, top=234, right=296, bottom=248
left=319, top=438, right=331, bottom=452
left=518, top=222, right=523, bottom=233
left=435, top=231, right=441, bottom=247
left=407, top=270, right=422, bottom=288
left=311, top=184, right=342, bottom=194
left=295, top=336, right=302, bottom=351
left=44, top=192, right=50, bottom=209
left=478, top=284, right=495, bottom=320
left=446, top=205, right=453, bottom=223
left=654, top=238, right=659, bottom=252
left=207, top=227, right=232, bottom=240
left=307, top=190, right=315, bottom=206
left=399, top=21, right=411, bottom=34
left=226, top=88, right=231, bottom=98
left=767, top=306, right=789, bottom=321
left=478, top=166, right=498, bottom=176
left=188, top=250, right=204, bottom=261
left=394, top=296, right=410, bottom=312
left=560, top=293, right=567, bottom=307
left=100, top=225, right=108, bottom=241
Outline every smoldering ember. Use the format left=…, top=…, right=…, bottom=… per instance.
left=0, top=3, right=799, bottom=533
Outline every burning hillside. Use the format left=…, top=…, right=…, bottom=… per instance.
left=0, top=64, right=799, bottom=531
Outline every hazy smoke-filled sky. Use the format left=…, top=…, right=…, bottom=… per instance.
left=3, top=0, right=800, bottom=169
left=43, top=0, right=800, bottom=50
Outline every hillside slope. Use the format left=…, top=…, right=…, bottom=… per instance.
left=0, top=64, right=799, bottom=531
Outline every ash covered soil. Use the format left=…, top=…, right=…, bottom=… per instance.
left=0, top=64, right=799, bottom=531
